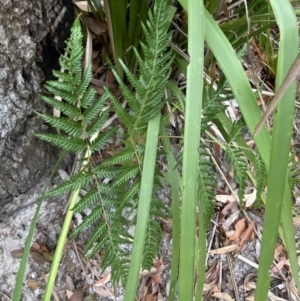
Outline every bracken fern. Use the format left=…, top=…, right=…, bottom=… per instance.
left=37, top=0, right=175, bottom=287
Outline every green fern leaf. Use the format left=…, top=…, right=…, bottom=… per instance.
left=36, top=114, right=83, bottom=136
left=85, top=111, right=109, bottom=136
left=40, top=95, right=81, bottom=119
left=226, top=146, right=248, bottom=201
left=43, top=171, right=95, bottom=198
left=89, top=127, right=116, bottom=152
left=35, top=134, right=86, bottom=153
left=77, top=63, right=93, bottom=96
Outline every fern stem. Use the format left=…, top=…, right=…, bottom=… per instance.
left=43, top=153, right=89, bottom=301
left=43, top=188, right=80, bottom=301
left=124, top=113, right=161, bottom=301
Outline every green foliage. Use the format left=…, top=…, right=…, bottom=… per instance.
left=287, top=154, right=300, bottom=195
left=201, top=75, right=232, bottom=131
left=36, top=0, right=174, bottom=288
left=36, top=18, right=114, bottom=156
left=198, top=147, right=216, bottom=231
left=254, top=154, right=267, bottom=204
left=225, top=144, right=248, bottom=202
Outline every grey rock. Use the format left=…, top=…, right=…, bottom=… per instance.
left=0, top=0, right=74, bottom=204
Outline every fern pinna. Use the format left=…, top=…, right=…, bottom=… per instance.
left=36, top=0, right=174, bottom=287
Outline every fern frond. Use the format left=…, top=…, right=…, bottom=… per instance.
left=80, top=86, right=97, bottom=109
left=198, top=149, right=216, bottom=231
left=89, top=127, right=116, bottom=152
left=42, top=171, right=95, bottom=198
left=72, top=188, right=99, bottom=213
left=56, top=0, right=175, bottom=287
left=287, top=155, right=300, bottom=194
left=111, top=167, right=140, bottom=189
left=100, top=149, right=136, bottom=167
left=45, top=80, right=75, bottom=94
left=52, top=70, right=75, bottom=83
left=226, top=146, right=248, bottom=201
left=85, top=111, right=109, bottom=136
left=82, top=94, right=107, bottom=123
left=35, top=134, right=86, bottom=153
left=142, top=218, right=162, bottom=270
left=70, top=205, right=103, bottom=237
left=40, top=95, right=81, bottom=119
left=254, top=154, right=267, bottom=204
left=36, top=114, right=83, bottom=136
left=78, top=64, right=93, bottom=96
left=105, top=87, right=136, bottom=130
left=43, top=85, right=77, bottom=104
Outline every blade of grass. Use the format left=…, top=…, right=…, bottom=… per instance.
left=179, top=0, right=204, bottom=300
left=103, top=0, right=127, bottom=78
left=124, top=113, right=161, bottom=301
left=127, top=0, right=148, bottom=69
left=255, top=1, right=298, bottom=299
left=160, top=124, right=182, bottom=301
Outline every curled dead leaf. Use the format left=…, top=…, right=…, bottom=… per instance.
left=221, top=201, right=239, bottom=218
left=84, top=17, right=107, bottom=35
left=238, top=220, right=255, bottom=251
left=10, top=249, right=24, bottom=259
left=228, top=218, right=246, bottom=241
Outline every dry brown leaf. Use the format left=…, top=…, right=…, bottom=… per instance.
left=270, top=259, right=286, bottom=274
left=212, top=292, right=235, bottom=301
left=222, top=210, right=240, bottom=230
left=66, top=275, right=75, bottom=292
left=238, top=220, right=255, bottom=251
left=31, top=242, right=41, bottom=251
left=274, top=244, right=286, bottom=261
left=84, top=16, right=107, bottom=35
left=243, top=273, right=256, bottom=290
left=106, top=69, right=116, bottom=86
left=94, top=287, right=113, bottom=298
left=91, top=84, right=104, bottom=95
left=145, top=295, right=157, bottom=301
left=27, top=280, right=39, bottom=291
left=66, top=289, right=73, bottom=300
left=66, top=261, right=75, bottom=272
left=94, top=274, right=111, bottom=287
left=228, top=218, right=247, bottom=241
left=10, top=249, right=24, bottom=259
left=30, top=251, right=47, bottom=265
left=70, top=288, right=84, bottom=301
left=209, top=244, right=238, bottom=254
left=221, top=201, right=239, bottom=218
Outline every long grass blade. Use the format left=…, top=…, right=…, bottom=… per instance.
left=255, top=2, right=299, bottom=299
left=160, top=125, right=182, bottom=301
left=178, top=0, right=204, bottom=300
left=124, top=114, right=161, bottom=301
